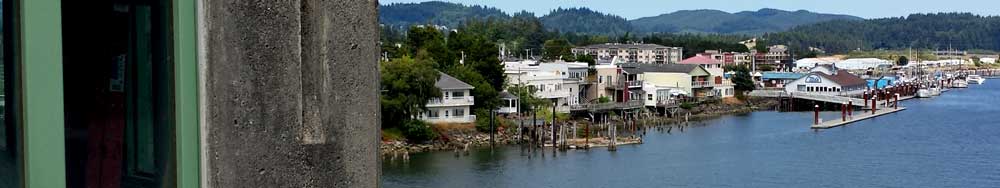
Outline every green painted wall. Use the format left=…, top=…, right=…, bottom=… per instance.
left=20, top=0, right=66, bottom=187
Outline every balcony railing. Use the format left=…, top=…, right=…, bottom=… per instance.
left=606, top=80, right=643, bottom=89
left=427, top=96, right=475, bottom=106
left=692, top=81, right=711, bottom=88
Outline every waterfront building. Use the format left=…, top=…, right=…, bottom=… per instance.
left=620, top=63, right=715, bottom=99
left=933, top=50, right=968, bottom=60
left=753, top=45, right=793, bottom=71
left=679, top=55, right=736, bottom=98
left=571, top=43, right=683, bottom=64
left=785, top=65, right=868, bottom=96
left=504, top=61, right=583, bottom=112
left=419, top=72, right=477, bottom=124
left=641, top=82, right=686, bottom=107
left=700, top=50, right=753, bottom=66
left=761, top=72, right=806, bottom=89
left=3, top=1, right=380, bottom=187
left=589, top=64, right=626, bottom=103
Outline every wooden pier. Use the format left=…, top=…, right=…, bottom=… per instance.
left=811, top=107, right=907, bottom=129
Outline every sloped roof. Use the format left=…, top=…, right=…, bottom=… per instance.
left=619, top=63, right=700, bottom=74
left=435, top=72, right=474, bottom=90
left=679, top=55, right=723, bottom=65
left=762, top=72, right=805, bottom=80
left=498, top=91, right=518, bottom=99
left=815, top=70, right=866, bottom=86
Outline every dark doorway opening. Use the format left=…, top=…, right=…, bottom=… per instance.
left=62, top=0, right=174, bottom=187
left=1, top=0, right=21, bottom=187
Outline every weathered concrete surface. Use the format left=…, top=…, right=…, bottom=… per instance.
left=201, top=0, right=379, bottom=187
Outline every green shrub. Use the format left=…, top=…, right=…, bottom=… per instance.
left=401, top=119, right=438, bottom=143
left=382, top=128, right=405, bottom=141
left=474, top=109, right=494, bottom=133
left=598, top=96, right=611, bottom=103
left=680, top=102, right=696, bottom=110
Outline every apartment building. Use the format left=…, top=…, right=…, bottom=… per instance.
left=572, top=43, right=683, bottom=64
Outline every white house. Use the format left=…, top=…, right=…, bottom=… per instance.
left=785, top=65, right=867, bottom=96
left=418, top=72, right=476, bottom=124
left=504, top=61, right=574, bottom=112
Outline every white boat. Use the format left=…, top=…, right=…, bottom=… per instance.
left=917, top=89, right=934, bottom=98
left=951, top=79, right=969, bottom=88
left=931, top=87, right=941, bottom=96
left=967, top=75, right=986, bottom=85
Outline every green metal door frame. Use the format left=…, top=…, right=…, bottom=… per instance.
left=20, top=0, right=66, bottom=187
left=173, top=0, right=200, bottom=187
left=16, top=0, right=201, bottom=187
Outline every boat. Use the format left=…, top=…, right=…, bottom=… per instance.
left=951, top=79, right=968, bottom=88
left=967, top=75, right=986, bottom=85
left=917, top=88, right=934, bottom=98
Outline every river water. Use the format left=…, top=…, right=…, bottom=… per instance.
left=382, top=80, right=1000, bottom=188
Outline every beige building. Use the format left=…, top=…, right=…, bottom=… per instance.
left=572, top=43, right=683, bottom=64
left=620, top=64, right=715, bottom=98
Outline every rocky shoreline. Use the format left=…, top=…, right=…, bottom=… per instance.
left=382, top=97, right=779, bottom=158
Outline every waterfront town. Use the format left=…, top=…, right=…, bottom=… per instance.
left=381, top=35, right=1000, bottom=157
left=6, top=0, right=1000, bottom=187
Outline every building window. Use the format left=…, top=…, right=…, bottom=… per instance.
left=428, top=110, right=439, bottom=118
left=647, top=94, right=653, bottom=100
left=454, top=109, right=465, bottom=116
left=453, top=91, right=464, bottom=97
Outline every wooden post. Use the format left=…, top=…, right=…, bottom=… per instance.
left=814, top=104, right=820, bottom=125
left=532, top=110, right=537, bottom=147
left=841, top=103, right=846, bottom=121
left=863, top=91, right=868, bottom=107
left=872, top=96, right=877, bottom=114
left=586, top=117, right=591, bottom=149
left=552, top=101, right=557, bottom=148
left=848, top=100, right=853, bottom=118
left=490, top=110, right=495, bottom=148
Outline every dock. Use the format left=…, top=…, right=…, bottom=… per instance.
left=811, top=107, right=907, bottom=129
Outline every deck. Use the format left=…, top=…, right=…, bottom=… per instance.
left=811, top=107, right=907, bottom=129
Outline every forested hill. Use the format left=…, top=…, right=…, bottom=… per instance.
left=379, top=1, right=861, bottom=35
left=380, top=1, right=510, bottom=28
left=539, top=8, right=631, bottom=35
left=767, top=13, right=1000, bottom=54
left=630, top=8, right=863, bottom=34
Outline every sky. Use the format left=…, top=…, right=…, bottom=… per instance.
left=380, top=0, right=1000, bottom=19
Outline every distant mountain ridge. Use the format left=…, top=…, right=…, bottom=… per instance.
left=630, top=8, right=864, bottom=34
left=379, top=1, right=863, bottom=35
left=380, top=1, right=510, bottom=28
left=539, top=8, right=631, bottom=35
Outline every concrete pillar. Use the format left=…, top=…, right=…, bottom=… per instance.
left=200, top=1, right=380, bottom=187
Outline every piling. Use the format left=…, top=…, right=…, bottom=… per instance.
left=841, top=103, right=847, bottom=122
left=848, top=100, right=853, bottom=117
left=814, top=105, right=820, bottom=125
